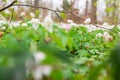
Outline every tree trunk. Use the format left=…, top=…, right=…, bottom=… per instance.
left=85, top=0, right=89, bottom=16
left=34, top=0, right=39, bottom=7
left=112, top=0, right=118, bottom=25
left=91, top=0, right=97, bottom=24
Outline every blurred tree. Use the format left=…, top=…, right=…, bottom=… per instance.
left=85, top=0, right=89, bottom=17
left=62, top=0, right=81, bottom=23
left=91, top=0, right=97, bottom=24
left=106, top=0, right=119, bottom=24
left=34, top=0, right=39, bottom=7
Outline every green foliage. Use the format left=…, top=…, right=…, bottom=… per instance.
left=34, top=10, right=41, bottom=17
left=60, top=13, right=67, bottom=19
left=110, top=43, right=120, bottom=80
left=0, top=21, right=120, bottom=80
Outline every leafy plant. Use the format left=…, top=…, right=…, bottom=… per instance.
left=0, top=21, right=120, bottom=80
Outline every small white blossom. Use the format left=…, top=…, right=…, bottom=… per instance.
left=34, top=52, right=46, bottom=63
left=85, top=24, right=97, bottom=32
left=67, top=19, right=78, bottom=27
left=30, top=12, right=35, bottom=18
left=20, top=12, right=26, bottom=17
left=11, top=21, right=21, bottom=27
left=59, top=23, right=67, bottom=29
left=103, top=32, right=113, bottom=42
left=42, top=66, right=52, bottom=76
left=30, top=18, right=40, bottom=29
left=0, top=20, right=7, bottom=25
left=70, top=22, right=78, bottom=27
left=33, top=65, right=52, bottom=80
left=26, top=52, right=52, bottom=80
left=84, top=18, right=91, bottom=24
left=102, top=22, right=109, bottom=26
left=67, top=19, right=73, bottom=23
left=117, top=25, right=120, bottom=29
left=4, top=9, right=11, bottom=14
left=0, top=20, right=7, bottom=29
left=21, top=23, right=27, bottom=26
left=96, top=33, right=103, bottom=38
left=43, top=16, right=53, bottom=33
left=102, top=22, right=114, bottom=29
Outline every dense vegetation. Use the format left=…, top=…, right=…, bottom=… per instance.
left=1, top=0, right=120, bottom=80
left=0, top=20, right=120, bottom=80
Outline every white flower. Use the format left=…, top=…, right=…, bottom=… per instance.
left=67, top=19, right=78, bottom=27
left=0, top=20, right=7, bottom=29
left=0, top=20, right=7, bottom=25
left=59, top=23, right=67, bottom=29
left=21, top=23, right=27, bottom=26
left=43, top=16, right=53, bottom=33
left=103, top=32, right=113, bottom=42
left=30, top=12, right=35, bottom=18
left=117, top=25, right=120, bottom=29
left=96, top=33, right=103, bottom=38
left=11, top=21, right=21, bottom=27
left=103, top=22, right=109, bottom=26
left=26, top=52, right=52, bottom=80
left=84, top=18, right=91, bottom=24
left=4, top=9, right=11, bottom=14
left=33, top=65, right=52, bottom=80
left=33, top=52, right=46, bottom=63
left=102, top=22, right=114, bottom=29
left=67, top=19, right=73, bottom=23
left=30, top=18, right=40, bottom=29
left=42, top=66, right=52, bottom=76
left=20, top=12, right=26, bottom=17
left=70, top=22, right=78, bottom=27
left=85, top=24, right=97, bottom=32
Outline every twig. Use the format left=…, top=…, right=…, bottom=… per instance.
left=94, top=24, right=111, bottom=30
left=0, top=8, right=14, bottom=33
left=70, top=12, right=85, bottom=20
left=0, top=2, right=85, bottom=21
left=13, top=4, right=86, bottom=22
left=0, top=0, right=17, bottom=12
left=54, top=11, right=67, bottom=23
left=13, top=4, right=70, bottom=13
left=3, top=8, right=14, bottom=32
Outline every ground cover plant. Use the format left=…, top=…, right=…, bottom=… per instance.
left=0, top=20, right=120, bottom=80
left=1, top=0, right=120, bottom=80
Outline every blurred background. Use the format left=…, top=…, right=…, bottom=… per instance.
left=0, top=0, right=120, bottom=24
